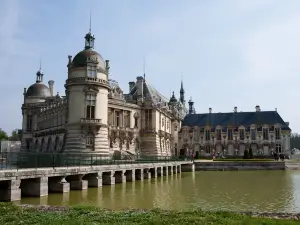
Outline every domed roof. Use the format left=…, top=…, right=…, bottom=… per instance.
left=169, top=91, right=178, bottom=104
left=26, top=82, right=51, bottom=98
left=72, top=49, right=105, bottom=69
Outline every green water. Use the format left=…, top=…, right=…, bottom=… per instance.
left=19, top=171, right=300, bottom=213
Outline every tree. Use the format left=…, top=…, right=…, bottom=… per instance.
left=243, top=149, right=249, bottom=159
left=9, top=129, right=21, bottom=141
left=249, top=148, right=254, bottom=159
left=0, top=129, right=8, bottom=141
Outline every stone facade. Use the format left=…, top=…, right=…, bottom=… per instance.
left=179, top=103, right=291, bottom=157
left=20, top=29, right=187, bottom=157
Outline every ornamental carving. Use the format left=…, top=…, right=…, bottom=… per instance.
left=133, top=112, right=140, bottom=118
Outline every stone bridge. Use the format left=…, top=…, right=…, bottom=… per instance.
left=0, top=161, right=194, bottom=202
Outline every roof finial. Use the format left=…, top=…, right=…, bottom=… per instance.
left=39, top=53, right=42, bottom=70
left=89, top=9, right=92, bottom=33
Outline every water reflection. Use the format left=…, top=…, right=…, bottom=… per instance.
left=19, top=171, right=300, bottom=213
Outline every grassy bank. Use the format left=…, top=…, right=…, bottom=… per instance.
left=0, top=203, right=299, bottom=225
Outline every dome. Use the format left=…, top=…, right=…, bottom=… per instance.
left=26, top=82, right=51, bottom=98
left=72, top=49, right=106, bottom=69
left=169, top=92, right=178, bottom=104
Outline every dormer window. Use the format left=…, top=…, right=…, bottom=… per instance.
left=227, top=129, right=233, bottom=140
left=88, top=65, right=97, bottom=78
left=275, top=127, right=281, bottom=140
left=239, top=129, right=245, bottom=140
left=205, top=129, right=211, bottom=141
left=263, top=128, right=269, bottom=140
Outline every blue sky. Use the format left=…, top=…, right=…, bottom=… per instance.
left=1, top=0, right=300, bottom=134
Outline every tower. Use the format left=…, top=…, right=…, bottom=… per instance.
left=63, top=27, right=110, bottom=155
left=180, top=80, right=185, bottom=105
left=188, top=97, right=195, bottom=114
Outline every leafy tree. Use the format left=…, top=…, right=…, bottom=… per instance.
left=9, top=129, right=21, bottom=141
left=243, top=149, right=249, bottom=159
left=249, top=148, right=254, bottom=159
left=0, top=129, right=8, bottom=141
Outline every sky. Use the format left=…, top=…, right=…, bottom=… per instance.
left=1, top=0, right=300, bottom=134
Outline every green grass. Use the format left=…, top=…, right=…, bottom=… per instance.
left=0, top=203, right=298, bottom=225
left=213, top=159, right=275, bottom=162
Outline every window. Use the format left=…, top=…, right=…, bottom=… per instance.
left=27, top=115, right=32, bottom=131
left=205, top=145, right=211, bottom=154
left=115, top=111, right=120, bottom=127
left=251, top=129, right=256, bottom=141
left=124, top=111, right=130, bottom=128
left=205, top=129, right=211, bottom=141
left=86, top=131, right=94, bottom=150
left=134, top=117, right=138, bottom=128
left=228, top=129, right=233, bottom=140
left=263, top=128, right=269, bottom=140
left=275, top=128, right=281, bottom=140
left=239, top=129, right=245, bottom=140
left=86, top=94, right=96, bottom=118
left=216, top=129, right=221, bottom=140
left=87, top=66, right=97, bottom=78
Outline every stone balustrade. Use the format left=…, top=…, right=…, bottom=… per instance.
left=0, top=162, right=193, bottom=202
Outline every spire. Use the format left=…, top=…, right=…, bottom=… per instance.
left=84, top=11, right=95, bottom=50
left=143, top=56, right=146, bottom=80
left=180, top=79, right=185, bottom=104
left=36, top=55, right=44, bottom=83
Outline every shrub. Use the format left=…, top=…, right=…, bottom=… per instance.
left=243, top=149, right=249, bottom=159
left=195, top=151, right=200, bottom=159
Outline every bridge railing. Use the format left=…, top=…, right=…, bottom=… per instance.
left=0, top=152, right=188, bottom=170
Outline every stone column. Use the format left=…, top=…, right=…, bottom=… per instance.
left=48, top=177, right=70, bottom=193
left=125, top=169, right=135, bottom=182
left=143, top=168, right=151, bottom=179
left=0, top=179, right=21, bottom=201
left=21, top=177, right=48, bottom=197
left=67, top=175, right=88, bottom=190
left=84, top=172, right=102, bottom=187
left=103, top=171, right=115, bottom=185
left=115, top=170, right=126, bottom=183
left=135, top=169, right=144, bottom=180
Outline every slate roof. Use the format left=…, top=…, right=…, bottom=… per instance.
left=182, top=111, right=291, bottom=131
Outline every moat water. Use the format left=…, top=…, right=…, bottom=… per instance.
left=18, top=170, right=300, bottom=213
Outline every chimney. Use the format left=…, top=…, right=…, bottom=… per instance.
left=68, top=55, right=72, bottom=66
left=48, top=80, right=55, bottom=96
left=136, top=76, right=144, bottom=105
left=129, top=81, right=135, bottom=92
left=209, top=107, right=212, bottom=113
left=234, top=106, right=237, bottom=113
left=105, top=60, right=110, bottom=74
left=255, top=105, right=260, bottom=112
left=275, top=108, right=277, bottom=112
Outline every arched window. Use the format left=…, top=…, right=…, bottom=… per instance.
left=54, top=136, right=59, bottom=151
left=275, top=144, right=282, bottom=153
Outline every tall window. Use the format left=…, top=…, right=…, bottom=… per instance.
left=86, top=94, right=96, bottom=118
left=115, top=111, right=120, bottom=127
left=228, top=129, right=233, bottom=140
left=239, top=129, right=245, bottom=140
left=27, top=115, right=32, bottom=131
left=275, top=128, right=281, bottom=140
left=251, top=129, right=256, bottom=141
left=205, top=129, right=211, bottom=141
left=145, top=110, right=152, bottom=129
left=134, top=117, right=138, bottom=128
left=87, top=66, right=97, bottom=78
left=263, top=128, right=269, bottom=140
left=86, top=131, right=94, bottom=150
left=216, top=129, right=221, bottom=140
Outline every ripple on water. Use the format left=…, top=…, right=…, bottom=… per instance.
left=18, top=170, right=300, bottom=213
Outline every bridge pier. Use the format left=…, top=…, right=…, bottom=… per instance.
left=84, top=173, right=102, bottom=187
left=163, top=166, right=168, bottom=176
left=103, top=171, right=115, bottom=185
left=115, top=170, right=126, bottom=183
left=150, top=168, right=157, bottom=178
left=135, top=169, right=143, bottom=180
left=157, top=167, right=163, bottom=176
left=67, top=175, right=88, bottom=190
left=21, top=177, right=48, bottom=197
left=143, top=168, right=151, bottom=179
left=48, top=177, right=70, bottom=193
left=0, top=179, right=21, bottom=201
left=125, top=170, right=135, bottom=182
left=168, top=166, right=173, bottom=175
